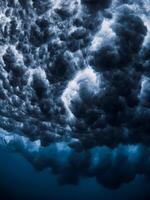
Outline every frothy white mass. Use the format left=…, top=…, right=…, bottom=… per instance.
left=0, top=0, right=150, bottom=189
left=61, top=67, right=101, bottom=120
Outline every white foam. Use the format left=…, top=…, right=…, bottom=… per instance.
left=61, top=66, right=101, bottom=120
left=90, top=18, right=116, bottom=51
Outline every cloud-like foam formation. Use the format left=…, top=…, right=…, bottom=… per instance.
left=0, top=0, right=150, bottom=189
left=1, top=131, right=150, bottom=189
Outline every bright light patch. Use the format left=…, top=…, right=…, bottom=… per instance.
left=61, top=67, right=101, bottom=120
left=90, top=19, right=115, bottom=51
left=139, top=76, right=150, bottom=99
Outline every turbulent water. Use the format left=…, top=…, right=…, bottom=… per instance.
left=0, top=0, right=150, bottom=189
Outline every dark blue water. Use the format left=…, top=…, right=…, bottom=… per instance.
left=0, top=148, right=150, bottom=200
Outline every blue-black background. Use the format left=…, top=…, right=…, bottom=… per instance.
left=0, top=147, right=150, bottom=200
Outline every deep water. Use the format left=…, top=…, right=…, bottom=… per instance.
left=0, top=147, right=150, bottom=200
